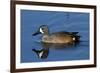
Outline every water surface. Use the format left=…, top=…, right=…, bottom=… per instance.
left=21, top=10, right=89, bottom=63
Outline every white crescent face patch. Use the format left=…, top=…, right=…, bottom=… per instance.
left=40, top=28, right=44, bottom=34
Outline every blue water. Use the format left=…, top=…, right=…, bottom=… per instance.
left=21, top=9, right=90, bottom=63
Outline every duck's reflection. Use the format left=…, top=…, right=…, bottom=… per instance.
left=32, top=41, right=80, bottom=59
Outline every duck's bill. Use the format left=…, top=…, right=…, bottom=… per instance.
left=32, top=31, right=41, bottom=36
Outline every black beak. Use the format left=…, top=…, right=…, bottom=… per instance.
left=32, top=31, right=41, bottom=36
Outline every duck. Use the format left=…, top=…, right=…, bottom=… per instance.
left=32, top=25, right=80, bottom=44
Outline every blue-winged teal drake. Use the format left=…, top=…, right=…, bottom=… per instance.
left=32, top=25, right=80, bottom=44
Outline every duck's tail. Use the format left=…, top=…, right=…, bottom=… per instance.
left=74, top=35, right=80, bottom=43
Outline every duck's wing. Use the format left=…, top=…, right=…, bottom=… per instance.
left=51, top=31, right=79, bottom=36
left=51, top=32, right=68, bottom=36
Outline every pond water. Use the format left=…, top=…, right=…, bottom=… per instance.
left=21, top=10, right=89, bottom=63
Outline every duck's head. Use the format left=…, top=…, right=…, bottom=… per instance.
left=32, top=25, right=49, bottom=36
left=32, top=48, right=49, bottom=59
